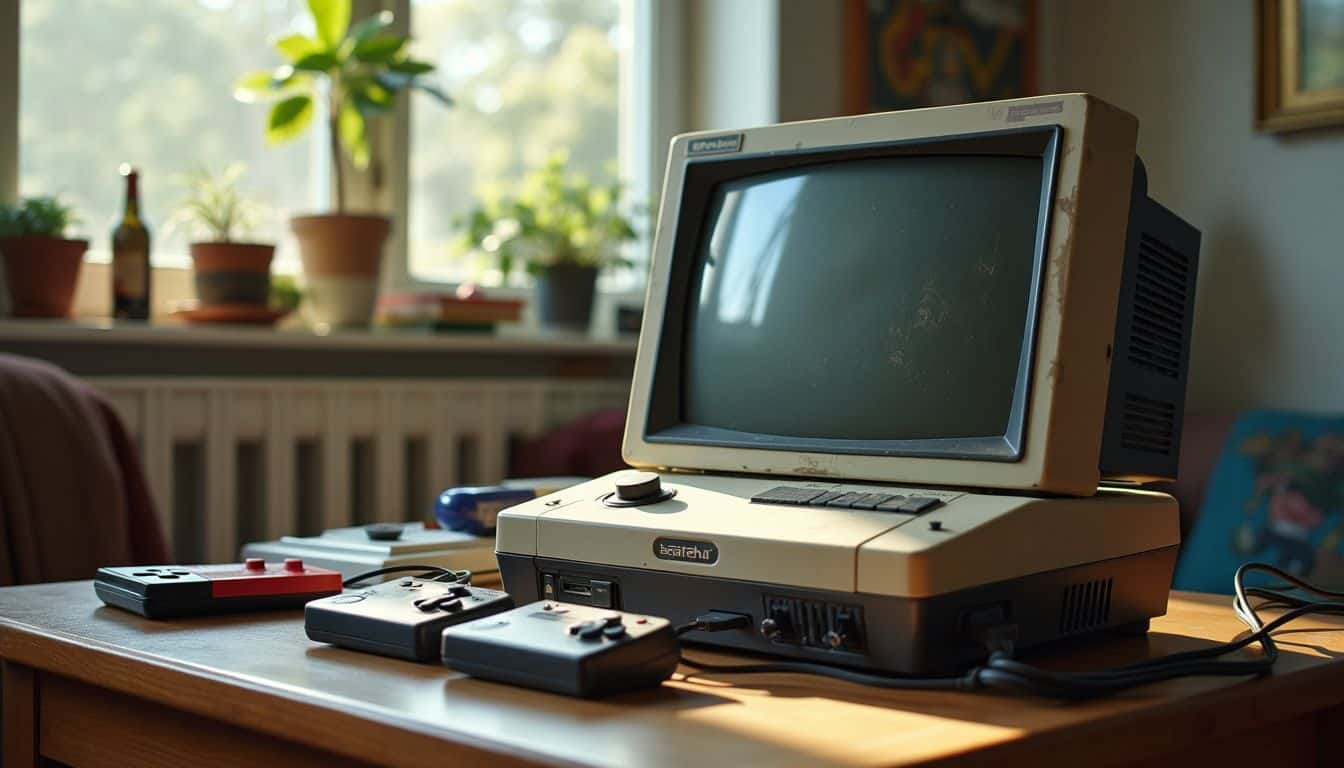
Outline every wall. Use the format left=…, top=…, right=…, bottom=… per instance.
left=685, top=0, right=780, bottom=131
left=1039, top=0, right=1344, bottom=414
left=682, top=0, right=845, bottom=129
left=776, top=0, right=845, bottom=123
left=761, top=0, right=1344, bottom=414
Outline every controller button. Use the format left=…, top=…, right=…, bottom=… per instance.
left=364, top=522, right=404, bottom=541
left=449, top=585, right=472, bottom=597
left=171, top=570, right=191, bottom=575
left=415, top=599, right=438, bottom=612
left=132, top=571, right=155, bottom=576
left=602, top=614, right=622, bottom=628
left=579, top=622, right=605, bottom=640
left=158, top=574, right=179, bottom=579
left=245, top=558, right=265, bottom=571
left=439, top=599, right=463, bottom=612
left=543, top=603, right=553, bottom=611
left=567, top=623, right=583, bottom=635
left=331, top=595, right=366, bottom=604
left=636, top=618, right=648, bottom=624
left=284, top=558, right=304, bottom=572
left=400, top=580, right=414, bottom=587
left=603, top=624, right=627, bottom=639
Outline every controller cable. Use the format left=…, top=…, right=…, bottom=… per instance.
left=342, top=565, right=472, bottom=590
left=675, top=562, right=1344, bottom=699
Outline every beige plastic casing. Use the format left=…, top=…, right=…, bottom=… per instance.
left=495, top=471, right=1180, bottom=599
left=623, top=94, right=1140, bottom=497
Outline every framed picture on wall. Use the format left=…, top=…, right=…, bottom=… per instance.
left=1258, top=0, right=1344, bottom=132
left=843, top=0, right=1036, bottom=114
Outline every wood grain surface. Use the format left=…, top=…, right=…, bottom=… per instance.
left=2, top=582, right=1344, bottom=768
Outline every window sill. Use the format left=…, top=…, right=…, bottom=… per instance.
left=0, top=318, right=638, bottom=379
left=55, top=261, right=646, bottom=339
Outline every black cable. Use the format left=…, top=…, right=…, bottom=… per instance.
left=969, top=563, right=1344, bottom=698
left=676, top=562, right=1344, bottom=700
left=679, top=655, right=980, bottom=691
left=342, top=565, right=472, bottom=589
left=675, top=611, right=754, bottom=637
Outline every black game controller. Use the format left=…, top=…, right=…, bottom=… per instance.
left=305, top=576, right=514, bottom=661
left=440, top=601, right=679, bottom=697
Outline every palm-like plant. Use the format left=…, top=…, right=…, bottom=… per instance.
left=234, top=0, right=449, bottom=213
left=168, top=164, right=262, bottom=243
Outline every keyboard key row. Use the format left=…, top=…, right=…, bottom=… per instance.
left=750, top=486, right=943, bottom=515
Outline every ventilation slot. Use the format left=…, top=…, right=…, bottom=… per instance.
left=1120, top=394, right=1177, bottom=455
left=1127, top=234, right=1189, bottom=379
left=1059, top=578, right=1113, bottom=634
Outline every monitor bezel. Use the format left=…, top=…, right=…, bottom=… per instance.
left=641, top=126, right=1062, bottom=461
left=622, top=94, right=1141, bottom=496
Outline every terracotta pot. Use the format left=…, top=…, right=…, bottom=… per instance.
left=0, top=236, right=89, bottom=318
left=189, top=242, right=275, bottom=308
left=290, top=214, right=390, bottom=328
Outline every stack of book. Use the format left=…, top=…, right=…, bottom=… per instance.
left=375, top=291, right=524, bottom=332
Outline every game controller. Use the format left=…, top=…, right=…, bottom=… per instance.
left=440, top=601, right=679, bottom=697
left=305, top=576, right=514, bottom=661
left=94, top=558, right=343, bottom=619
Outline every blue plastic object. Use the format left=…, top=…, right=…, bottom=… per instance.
left=434, top=485, right=536, bottom=536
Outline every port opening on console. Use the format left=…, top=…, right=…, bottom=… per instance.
left=541, top=571, right=619, bottom=609
left=763, top=595, right=866, bottom=653
left=559, top=575, right=592, bottom=597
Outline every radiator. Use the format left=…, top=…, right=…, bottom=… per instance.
left=94, top=378, right=631, bottom=563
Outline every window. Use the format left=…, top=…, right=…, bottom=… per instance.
left=407, top=0, right=629, bottom=285
left=18, top=0, right=327, bottom=271
left=8, top=0, right=656, bottom=291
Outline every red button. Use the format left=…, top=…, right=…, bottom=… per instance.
left=636, top=618, right=648, bottom=624
left=284, top=558, right=304, bottom=572
left=244, top=558, right=265, bottom=571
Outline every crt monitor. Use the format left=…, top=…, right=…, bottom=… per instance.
left=624, top=94, right=1201, bottom=497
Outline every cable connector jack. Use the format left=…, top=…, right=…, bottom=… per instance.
left=961, top=603, right=1018, bottom=655
left=676, top=610, right=753, bottom=636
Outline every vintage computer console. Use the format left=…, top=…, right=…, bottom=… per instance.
left=497, top=94, right=1201, bottom=674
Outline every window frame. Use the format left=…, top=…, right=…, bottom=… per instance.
left=364, top=0, right=673, bottom=298
left=1, top=0, right=17, bottom=206
left=0, top=0, right=677, bottom=307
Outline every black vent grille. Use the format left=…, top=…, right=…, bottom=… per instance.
left=1059, top=578, right=1113, bottom=634
left=1120, top=394, right=1177, bottom=455
left=1127, top=234, right=1190, bottom=379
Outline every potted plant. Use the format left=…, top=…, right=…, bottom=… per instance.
left=235, top=0, right=449, bottom=328
left=0, top=197, right=88, bottom=318
left=458, top=156, right=638, bottom=332
left=168, top=164, right=274, bottom=311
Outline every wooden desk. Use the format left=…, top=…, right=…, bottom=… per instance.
left=2, top=583, right=1343, bottom=768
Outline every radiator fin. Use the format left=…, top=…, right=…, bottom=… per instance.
left=93, top=379, right=631, bottom=561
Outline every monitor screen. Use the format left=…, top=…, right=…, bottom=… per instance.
left=678, top=153, right=1047, bottom=447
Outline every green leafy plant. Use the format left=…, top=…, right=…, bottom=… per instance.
left=167, top=164, right=263, bottom=243
left=0, top=196, right=80, bottom=239
left=269, top=273, right=304, bottom=313
left=457, top=155, right=639, bottom=277
left=234, top=0, right=449, bottom=213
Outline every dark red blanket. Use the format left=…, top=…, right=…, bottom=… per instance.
left=0, top=353, right=167, bottom=585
